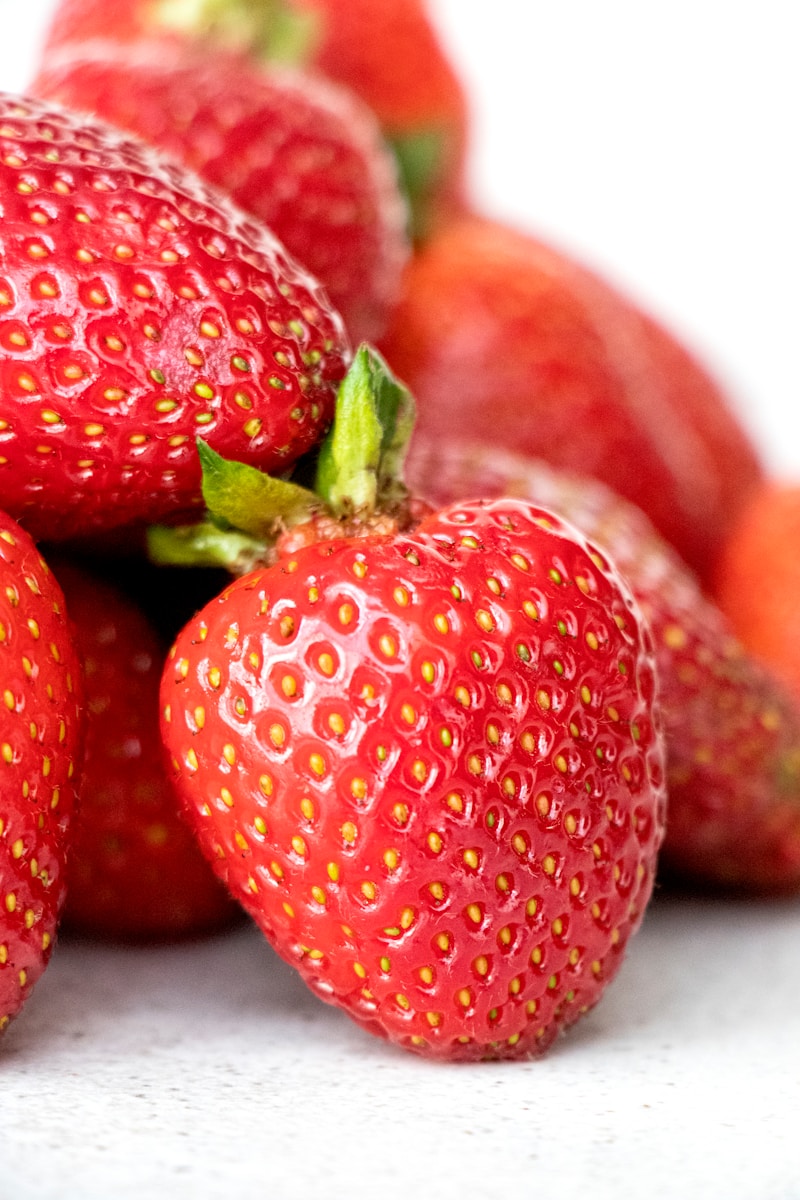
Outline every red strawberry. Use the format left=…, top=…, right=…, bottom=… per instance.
left=0, top=513, right=84, bottom=1035
left=32, top=41, right=409, bottom=345
left=158, top=348, right=666, bottom=1060
left=0, top=91, right=349, bottom=543
left=39, top=0, right=469, bottom=239
left=52, top=559, right=240, bottom=941
left=714, top=482, right=800, bottom=704
left=407, top=435, right=800, bottom=892
left=378, top=214, right=763, bottom=583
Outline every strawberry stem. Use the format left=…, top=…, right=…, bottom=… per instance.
left=146, top=343, right=415, bottom=570
left=314, top=344, right=415, bottom=518
left=150, top=0, right=319, bottom=65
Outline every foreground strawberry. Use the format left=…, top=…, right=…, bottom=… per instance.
left=378, top=214, right=763, bottom=582
left=0, top=514, right=84, bottom=1035
left=33, top=41, right=409, bottom=344
left=52, top=560, right=240, bottom=941
left=0, top=92, right=349, bottom=543
left=407, top=436, right=800, bottom=892
left=714, top=483, right=800, bottom=705
left=158, top=348, right=666, bottom=1060
left=39, top=0, right=469, bottom=240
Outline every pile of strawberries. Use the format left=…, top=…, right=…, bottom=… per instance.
left=1, top=0, right=798, bottom=1062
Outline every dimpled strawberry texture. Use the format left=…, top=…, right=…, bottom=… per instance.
left=161, top=499, right=665, bottom=1060
left=0, top=93, right=349, bottom=543
left=408, top=437, right=800, bottom=892
left=32, top=44, right=409, bottom=344
left=0, top=513, right=84, bottom=1034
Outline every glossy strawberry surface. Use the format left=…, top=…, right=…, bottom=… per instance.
left=407, top=437, right=800, bottom=892
left=379, top=215, right=763, bottom=581
left=160, top=498, right=665, bottom=1060
left=0, top=92, right=349, bottom=543
left=33, top=42, right=409, bottom=344
left=53, top=560, right=240, bottom=941
left=0, top=513, right=84, bottom=1034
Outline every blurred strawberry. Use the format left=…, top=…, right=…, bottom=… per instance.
left=39, top=0, right=468, bottom=241
left=379, top=214, right=763, bottom=583
left=407, top=434, right=800, bottom=893
left=33, top=40, right=409, bottom=344
left=714, top=482, right=800, bottom=705
left=53, top=559, right=240, bottom=941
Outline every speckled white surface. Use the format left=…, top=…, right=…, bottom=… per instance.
left=2, top=3, right=800, bottom=1197
left=3, top=893, right=800, bottom=1199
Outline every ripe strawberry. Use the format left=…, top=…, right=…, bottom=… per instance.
left=0, top=513, right=84, bottom=1035
left=39, top=0, right=469, bottom=239
left=158, top=348, right=666, bottom=1060
left=714, top=483, right=800, bottom=705
left=407, top=435, right=800, bottom=892
left=32, top=40, right=409, bottom=345
left=378, top=214, right=763, bottom=583
left=52, top=559, right=240, bottom=941
left=0, top=91, right=349, bottom=543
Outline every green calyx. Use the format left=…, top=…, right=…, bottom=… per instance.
left=147, top=344, right=415, bottom=572
left=151, top=0, right=320, bottom=66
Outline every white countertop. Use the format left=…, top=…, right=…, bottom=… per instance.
left=3, top=891, right=799, bottom=1200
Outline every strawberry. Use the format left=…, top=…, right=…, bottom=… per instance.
left=32, top=40, right=409, bottom=345
left=407, top=435, right=800, bottom=892
left=378, top=214, right=763, bottom=583
left=0, top=91, right=349, bottom=544
left=52, top=559, right=240, bottom=941
left=39, top=0, right=469, bottom=240
left=157, top=347, right=666, bottom=1060
left=0, top=513, right=84, bottom=1035
left=714, top=482, right=800, bottom=705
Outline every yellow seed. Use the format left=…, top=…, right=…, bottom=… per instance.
left=378, top=634, right=396, bottom=659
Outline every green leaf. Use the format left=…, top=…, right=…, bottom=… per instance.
left=147, top=519, right=266, bottom=572
left=314, top=344, right=415, bottom=517
left=198, top=439, right=317, bottom=537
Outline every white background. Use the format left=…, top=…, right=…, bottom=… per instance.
left=1, top=3, right=799, bottom=1198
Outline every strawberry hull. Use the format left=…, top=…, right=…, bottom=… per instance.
left=0, top=94, right=349, bottom=543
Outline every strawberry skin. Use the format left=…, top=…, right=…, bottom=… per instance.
left=407, top=436, right=800, bottom=892
left=378, top=214, right=763, bottom=582
left=714, top=484, right=800, bottom=705
left=160, top=498, right=665, bottom=1060
left=0, top=92, right=349, bottom=543
left=33, top=41, right=409, bottom=345
left=53, top=560, right=240, bottom=941
left=0, top=513, right=84, bottom=1035
left=39, top=0, right=469, bottom=240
